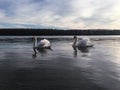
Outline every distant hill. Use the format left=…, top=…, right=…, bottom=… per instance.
left=0, top=28, right=120, bottom=35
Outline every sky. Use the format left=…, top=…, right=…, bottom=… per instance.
left=0, top=0, right=120, bottom=29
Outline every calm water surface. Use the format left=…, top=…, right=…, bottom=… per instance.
left=0, top=36, right=120, bottom=90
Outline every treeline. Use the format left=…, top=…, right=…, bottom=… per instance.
left=0, top=28, right=120, bottom=35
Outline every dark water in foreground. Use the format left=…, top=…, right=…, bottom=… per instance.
left=0, top=36, right=120, bottom=90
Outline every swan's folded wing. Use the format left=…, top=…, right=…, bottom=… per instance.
left=37, top=41, right=45, bottom=47
left=43, top=39, right=51, bottom=47
left=38, top=39, right=51, bottom=47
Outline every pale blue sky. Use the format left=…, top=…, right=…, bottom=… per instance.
left=0, top=0, right=120, bottom=29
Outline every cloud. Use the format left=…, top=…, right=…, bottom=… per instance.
left=0, top=0, right=120, bottom=29
left=0, top=10, right=5, bottom=19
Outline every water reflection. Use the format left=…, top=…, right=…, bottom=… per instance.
left=73, top=46, right=92, bottom=57
left=1, top=36, right=120, bottom=90
left=32, top=47, right=53, bottom=58
left=78, top=47, right=90, bottom=53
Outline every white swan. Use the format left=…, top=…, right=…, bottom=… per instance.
left=72, top=36, right=93, bottom=47
left=32, top=36, right=51, bottom=58
left=33, top=36, right=51, bottom=49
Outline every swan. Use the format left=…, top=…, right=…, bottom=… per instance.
left=33, top=36, right=51, bottom=49
left=32, top=36, right=51, bottom=58
left=72, top=36, right=93, bottom=47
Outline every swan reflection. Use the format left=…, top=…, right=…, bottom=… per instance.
left=32, top=47, right=52, bottom=58
left=73, top=46, right=92, bottom=57
left=78, top=47, right=89, bottom=53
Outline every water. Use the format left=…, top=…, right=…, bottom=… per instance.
left=0, top=36, right=120, bottom=90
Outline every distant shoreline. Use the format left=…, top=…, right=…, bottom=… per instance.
left=0, top=28, right=120, bottom=35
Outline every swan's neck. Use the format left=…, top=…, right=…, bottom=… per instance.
left=73, top=37, right=77, bottom=47
left=34, top=37, right=38, bottom=47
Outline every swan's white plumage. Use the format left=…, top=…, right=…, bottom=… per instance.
left=37, top=39, right=51, bottom=47
left=33, top=37, right=51, bottom=48
left=73, top=36, right=93, bottom=47
left=77, top=38, right=91, bottom=46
